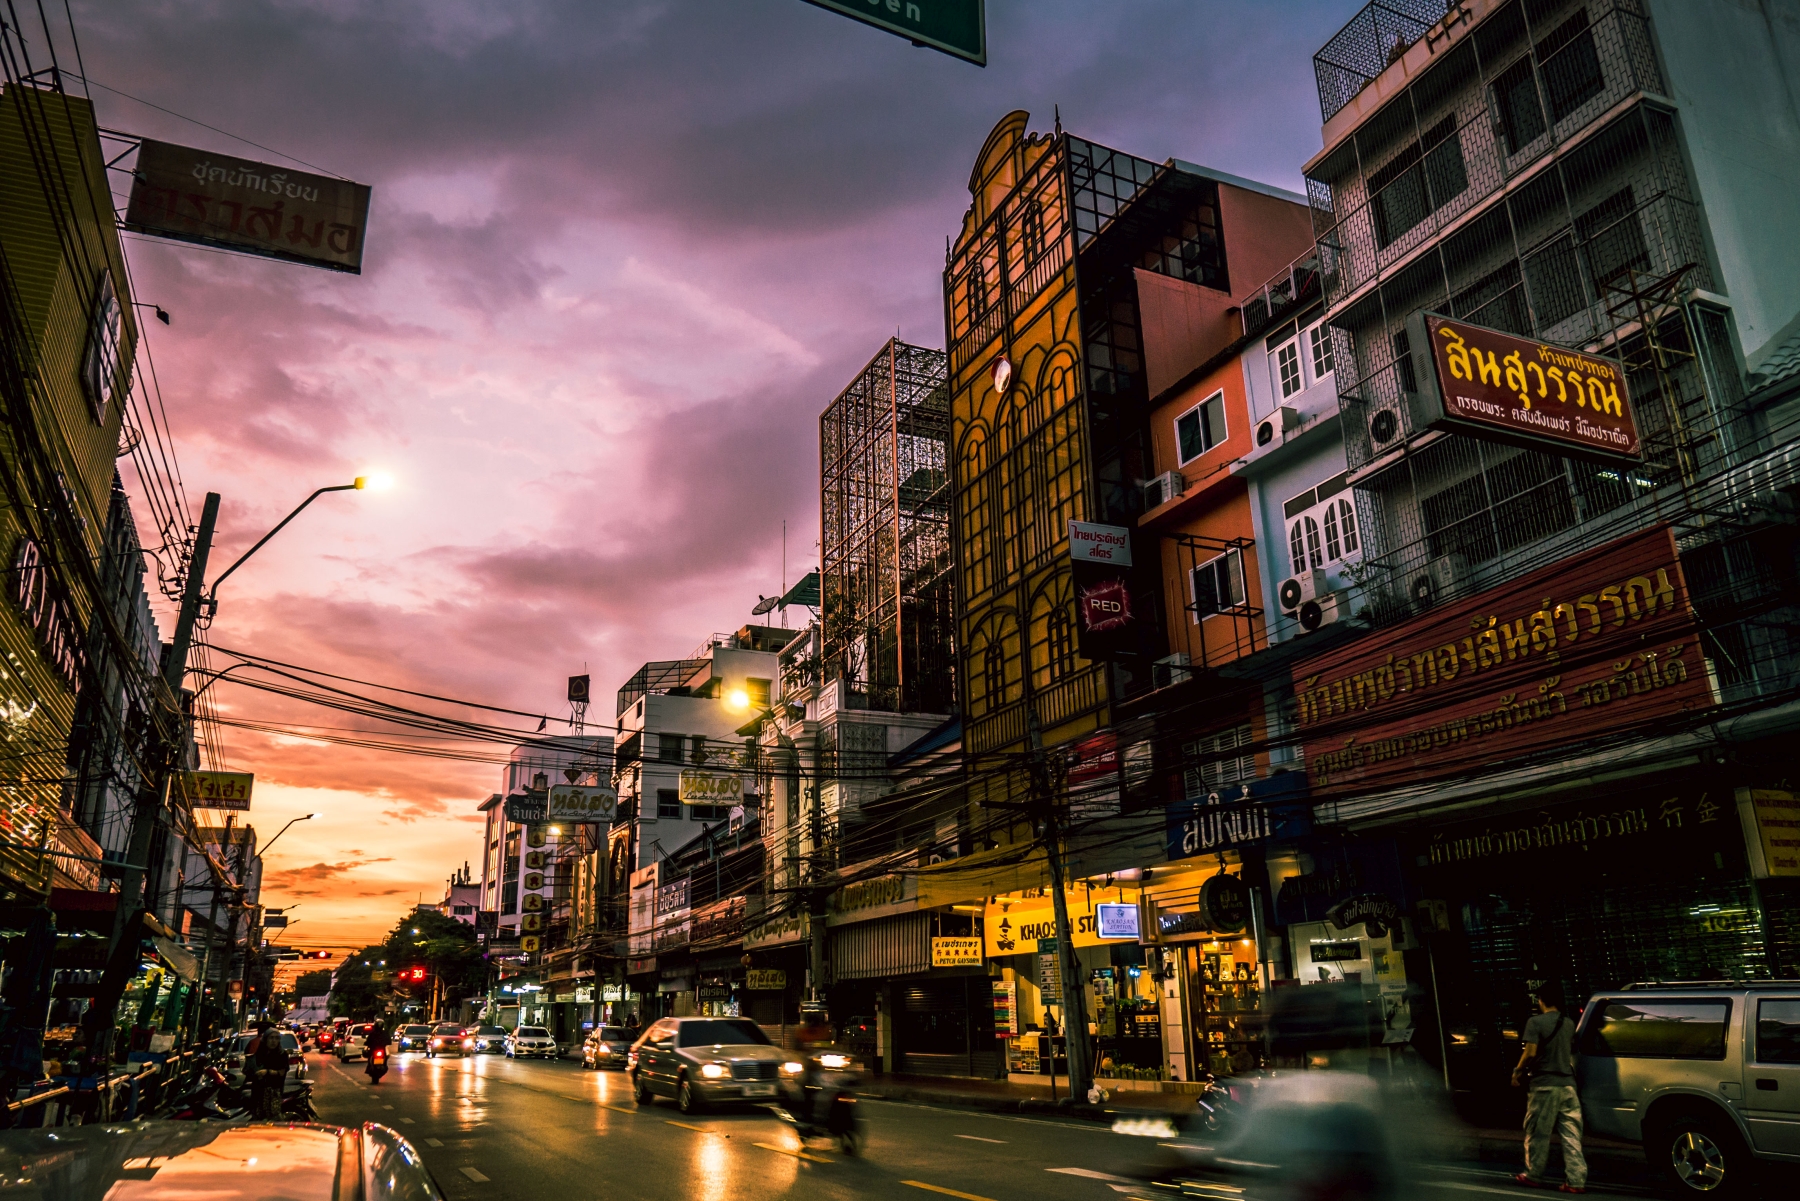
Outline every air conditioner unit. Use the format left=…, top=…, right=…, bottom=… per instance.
left=1366, top=396, right=1409, bottom=449
left=1152, top=653, right=1191, bottom=689
left=1277, top=569, right=1322, bottom=613
left=1407, top=554, right=1468, bottom=609
left=1142, top=470, right=1185, bottom=509
left=1297, top=591, right=1346, bottom=633
left=1255, top=405, right=1302, bottom=449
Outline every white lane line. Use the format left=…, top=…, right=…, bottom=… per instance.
left=382, top=1105, right=395, bottom=1111
left=400, top=1118, right=416, bottom=1125
left=1048, top=1167, right=1132, bottom=1182
left=424, top=1138, right=444, bottom=1147
left=458, top=1167, right=490, bottom=1183
left=954, top=1134, right=1006, bottom=1144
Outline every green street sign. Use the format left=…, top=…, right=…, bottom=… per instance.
left=802, top=0, right=986, bottom=66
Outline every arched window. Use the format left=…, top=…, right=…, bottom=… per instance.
left=983, top=642, right=1006, bottom=710
left=1289, top=515, right=1322, bottom=574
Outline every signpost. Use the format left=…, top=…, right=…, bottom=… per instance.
left=178, top=771, right=254, bottom=811
left=801, top=0, right=986, bottom=66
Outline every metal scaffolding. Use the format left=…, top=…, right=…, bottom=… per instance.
left=819, top=338, right=955, bottom=714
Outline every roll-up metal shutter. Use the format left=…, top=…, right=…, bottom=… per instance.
left=830, top=912, right=928, bottom=980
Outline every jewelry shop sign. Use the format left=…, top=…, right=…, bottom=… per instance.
left=1289, top=525, right=1715, bottom=793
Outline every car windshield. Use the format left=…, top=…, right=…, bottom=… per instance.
left=676, top=1020, right=770, bottom=1048
left=280, top=1033, right=300, bottom=1051
left=599, top=1027, right=628, bottom=1041
left=476, top=1026, right=506, bottom=1035
left=433, top=1023, right=462, bottom=1033
left=516, top=1027, right=548, bottom=1037
left=404, top=1025, right=432, bottom=1035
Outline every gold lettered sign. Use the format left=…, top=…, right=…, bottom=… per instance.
left=745, top=969, right=787, bottom=991
left=931, top=937, right=983, bottom=968
left=522, top=913, right=543, bottom=932
left=520, top=935, right=541, bottom=953
left=523, top=894, right=544, bottom=912
left=178, top=771, right=254, bottom=811
left=679, top=770, right=743, bottom=805
left=548, top=783, right=617, bottom=824
left=1738, top=789, right=1800, bottom=877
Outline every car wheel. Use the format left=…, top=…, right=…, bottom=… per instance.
left=633, top=1071, right=653, bottom=1105
left=677, top=1075, right=703, bottom=1115
left=1655, top=1113, right=1750, bottom=1198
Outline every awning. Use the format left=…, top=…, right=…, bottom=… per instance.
left=150, top=933, right=199, bottom=982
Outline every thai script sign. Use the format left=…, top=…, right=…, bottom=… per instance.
left=1409, top=311, right=1641, bottom=459
left=1290, top=525, right=1714, bottom=793
left=547, top=783, right=615, bottom=824
left=1068, top=520, right=1133, bottom=566
left=931, top=936, right=983, bottom=967
left=678, top=769, right=743, bottom=805
left=1166, top=771, right=1311, bottom=861
left=177, top=771, right=255, bottom=811
left=744, top=911, right=809, bottom=949
left=10, top=538, right=85, bottom=691
left=828, top=873, right=913, bottom=920
left=1738, top=788, right=1800, bottom=878
left=124, top=139, right=372, bottom=274
left=745, top=969, right=787, bottom=991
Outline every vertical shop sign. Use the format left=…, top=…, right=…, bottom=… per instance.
left=1737, top=788, right=1800, bottom=877
left=991, top=980, right=1018, bottom=1036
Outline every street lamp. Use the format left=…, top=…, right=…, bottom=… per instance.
left=258, top=813, right=319, bottom=860
left=205, top=477, right=385, bottom=609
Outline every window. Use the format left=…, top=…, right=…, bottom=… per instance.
left=689, top=734, right=708, bottom=764
left=1756, top=999, right=1800, bottom=1064
left=1493, top=55, right=1545, bottom=154
left=1370, top=115, right=1467, bottom=248
left=689, top=803, right=730, bottom=821
left=1190, top=549, right=1246, bottom=619
left=1183, top=722, right=1255, bottom=797
left=982, top=642, right=1006, bottom=710
left=1289, top=515, right=1322, bottom=574
left=452, top=905, right=473, bottom=915
left=656, top=789, right=681, bottom=819
left=746, top=677, right=771, bottom=707
left=1578, top=188, right=1649, bottom=291
left=1275, top=341, right=1301, bottom=397
left=1537, top=10, right=1604, bottom=122
left=1176, top=390, right=1226, bottom=463
left=1581, top=1000, right=1730, bottom=1060
left=1323, top=498, right=1358, bottom=561
left=1308, top=323, right=1334, bottom=380
left=658, top=733, right=684, bottom=762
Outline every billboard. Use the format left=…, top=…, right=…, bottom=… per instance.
left=1405, top=311, right=1642, bottom=460
left=178, top=771, right=254, bottom=811
left=124, top=139, right=372, bottom=274
left=547, top=783, right=615, bottom=825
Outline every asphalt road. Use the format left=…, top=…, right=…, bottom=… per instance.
left=307, top=1048, right=1651, bottom=1201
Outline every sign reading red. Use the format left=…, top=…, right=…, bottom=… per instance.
left=1290, top=526, right=1713, bottom=793
left=1410, top=311, right=1642, bottom=460
left=1079, top=575, right=1132, bottom=633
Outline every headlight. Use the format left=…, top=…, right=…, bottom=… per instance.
left=463, top=1040, right=474, bottom=1048
left=699, top=1063, right=728, bottom=1079
left=780, top=1061, right=805, bottom=1075
left=817, top=1053, right=850, bottom=1070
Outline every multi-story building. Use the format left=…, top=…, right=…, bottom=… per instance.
left=1268, top=0, right=1800, bottom=1106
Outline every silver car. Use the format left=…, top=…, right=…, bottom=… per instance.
left=629, top=1017, right=797, bottom=1114
left=1577, top=982, right=1800, bottom=1197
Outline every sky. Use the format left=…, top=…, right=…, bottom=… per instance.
left=56, top=0, right=1357, bottom=950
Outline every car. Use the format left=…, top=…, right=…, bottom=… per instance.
left=504, top=1026, right=559, bottom=1059
left=467, top=1025, right=509, bottom=1053
left=629, top=1016, right=796, bottom=1114
left=582, top=1026, right=633, bottom=1071
left=229, top=1029, right=307, bottom=1078
left=336, top=1023, right=377, bottom=1062
left=397, top=1023, right=434, bottom=1052
left=426, top=1021, right=472, bottom=1057
left=0, top=1120, right=443, bottom=1200
left=1578, top=982, right=1800, bottom=1198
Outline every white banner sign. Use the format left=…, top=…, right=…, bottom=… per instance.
left=1068, top=520, right=1132, bottom=566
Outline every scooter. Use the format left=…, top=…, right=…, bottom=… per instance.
left=776, top=1052, right=864, bottom=1156
left=366, top=1047, right=389, bottom=1085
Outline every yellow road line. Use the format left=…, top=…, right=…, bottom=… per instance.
left=664, top=1120, right=709, bottom=1132
left=754, top=1141, right=831, bottom=1164
left=600, top=1104, right=637, bottom=1114
left=902, top=1183, right=996, bottom=1201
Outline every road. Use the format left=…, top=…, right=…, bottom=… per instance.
left=307, top=1049, right=1646, bottom=1201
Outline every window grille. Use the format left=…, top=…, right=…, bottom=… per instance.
left=1183, top=723, right=1256, bottom=798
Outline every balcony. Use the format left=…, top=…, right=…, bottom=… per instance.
left=1238, top=250, right=1326, bottom=339
left=1313, top=0, right=1453, bottom=124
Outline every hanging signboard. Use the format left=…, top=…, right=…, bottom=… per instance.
left=1068, top=520, right=1133, bottom=566
left=178, top=771, right=255, bottom=811
left=503, top=793, right=547, bottom=824
left=930, top=936, right=983, bottom=968
left=1405, top=310, right=1642, bottom=460
left=801, top=0, right=986, bottom=66
left=547, top=783, right=616, bottom=825
left=1288, top=525, right=1714, bottom=794
left=124, top=139, right=372, bottom=273
left=745, top=969, right=787, bottom=991
left=1166, top=771, right=1312, bottom=861
left=1735, top=789, right=1800, bottom=878
left=983, top=886, right=1140, bottom=956
left=679, top=770, right=743, bottom=806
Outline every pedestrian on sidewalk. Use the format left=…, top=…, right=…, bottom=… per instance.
left=1512, top=982, right=1586, bottom=1194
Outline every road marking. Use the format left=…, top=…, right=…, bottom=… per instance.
left=400, top=1118, right=416, bottom=1125
left=1429, top=1185, right=1544, bottom=1197
left=665, top=1120, right=709, bottom=1132
left=1159, top=1181, right=1240, bottom=1194
left=902, top=1183, right=996, bottom=1201
left=1049, top=1167, right=1131, bottom=1182
left=458, top=1167, right=489, bottom=1183
left=424, top=1138, right=444, bottom=1147
left=601, top=1104, right=637, bottom=1114
left=755, top=1141, right=831, bottom=1164
left=954, top=1134, right=1006, bottom=1144
left=382, top=1105, right=395, bottom=1111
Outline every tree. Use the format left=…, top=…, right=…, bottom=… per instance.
left=385, top=910, right=483, bottom=1011
left=327, top=945, right=390, bottom=1020
left=292, top=969, right=331, bottom=1000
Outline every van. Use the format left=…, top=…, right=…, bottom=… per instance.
left=1576, top=982, right=1800, bottom=1198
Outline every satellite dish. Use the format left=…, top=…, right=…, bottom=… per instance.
left=751, top=595, right=779, bottom=615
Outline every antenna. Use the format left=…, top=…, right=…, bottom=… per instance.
left=782, top=520, right=788, bottom=628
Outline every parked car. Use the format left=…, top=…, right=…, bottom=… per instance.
left=629, top=1016, right=794, bottom=1114
left=504, top=1026, right=559, bottom=1059
left=466, top=1025, right=509, bottom=1054
left=229, top=1029, right=306, bottom=1078
left=336, top=1023, right=376, bottom=1062
left=1577, top=982, right=1800, bottom=1198
left=426, top=1022, right=472, bottom=1058
left=397, top=1023, right=434, bottom=1052
left=0, top=1120, right=443, bottom=1200
left=582, top=1026, right=632, bottom=1071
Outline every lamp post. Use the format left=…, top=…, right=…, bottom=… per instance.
left=729, top=696, right=824, bottom=1001
left=94, top=479, right=379, bottom=1058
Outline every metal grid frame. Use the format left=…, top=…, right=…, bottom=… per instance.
left=820, top=338, right=954, bottom=715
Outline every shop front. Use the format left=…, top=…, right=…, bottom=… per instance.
left=742, top=910, right=808, bottom=1036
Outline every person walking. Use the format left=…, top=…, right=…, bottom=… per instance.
left=1512, top=982, right=1586, bottom=1193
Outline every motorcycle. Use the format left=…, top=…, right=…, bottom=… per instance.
left=366, top=1047, right=389, bottom=1085
left=776, top=1051, right=864, bottom=1156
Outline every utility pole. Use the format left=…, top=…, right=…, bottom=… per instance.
left=1029, top=715, right=1093, bottom=1103
left=86, top=492, right=219, bottom=1058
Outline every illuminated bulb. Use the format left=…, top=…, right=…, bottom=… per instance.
left=725, top=688, right=750, bottom=713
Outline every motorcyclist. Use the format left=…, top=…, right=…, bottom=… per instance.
left=365, top=1022, right=393, bottom=1082
left=247, top=1022, right=290, bottom=1118
left=787, top=1004, right=834, bottom=1126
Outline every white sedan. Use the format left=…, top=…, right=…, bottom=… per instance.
left=504, top=1026, right=559, bottom=1059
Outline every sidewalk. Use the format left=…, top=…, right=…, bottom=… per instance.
left=855, top=1073, right=1658, bottom=1190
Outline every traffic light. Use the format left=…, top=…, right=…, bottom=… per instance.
left=404, top=966, right=428, bottom=982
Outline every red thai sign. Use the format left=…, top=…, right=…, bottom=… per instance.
left=1413, top=311, right=1642, bottom=459
left=1289, top=526, right=1714, bottom=793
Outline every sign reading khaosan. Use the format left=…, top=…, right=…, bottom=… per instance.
left=179, top=771, right=254, bottom=811
left=124, top=140, right=372, bottom=274
left=1289, top=525, right=1714, bottom=793
left=1405, top=311, right=1641, bottom=460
